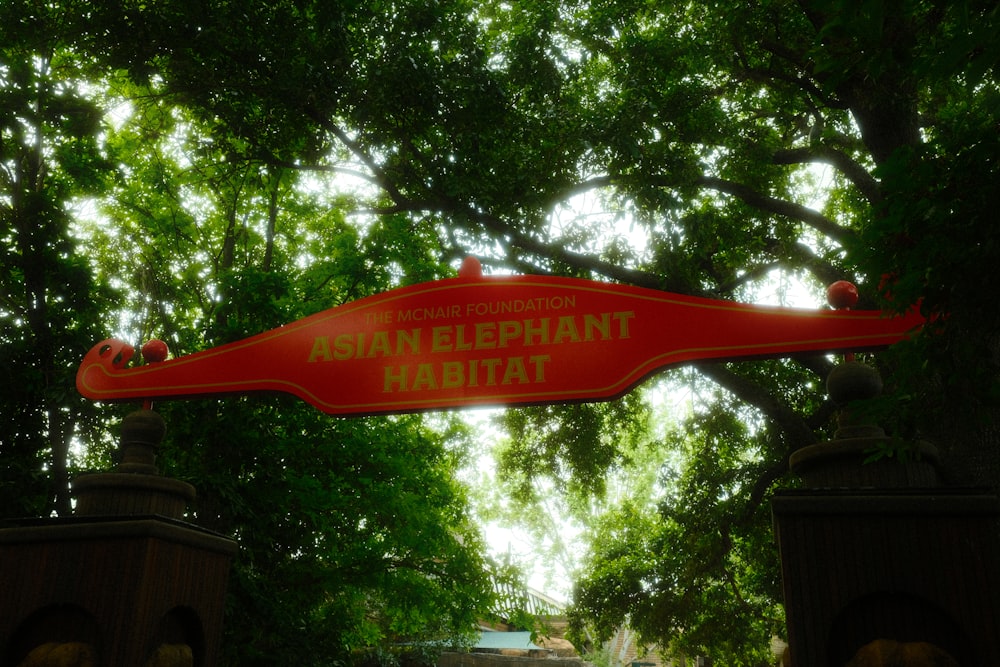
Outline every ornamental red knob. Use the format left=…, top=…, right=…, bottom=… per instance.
left=459, top=255, right=483, bottom=278
left=827, top=281, right=859, bottom=309
left=141, top=339, right=169, bottom=363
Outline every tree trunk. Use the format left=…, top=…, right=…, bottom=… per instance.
left=263, top=167, right=282, bottom=272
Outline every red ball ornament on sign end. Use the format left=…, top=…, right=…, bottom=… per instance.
left=141, top=339, right=169, bottom=363
left=827, top=281, right=859, bottom=310
left=459, top=255, right=483, bottom=279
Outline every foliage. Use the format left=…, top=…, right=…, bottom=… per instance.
left=568, top=389, right=789, bottom=665
left=156, top=399, right=490, bottom=665
left=2, top=0, right=999, bottom=664
left=0, top=8, right=118, bottom=516
left=77, top=82, right=496, bottom=661
left=498, top=395, right=652, bottom=505
left=2, top=13, right=498, bottom=661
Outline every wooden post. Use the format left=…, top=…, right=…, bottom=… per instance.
left=773, top=361, right=1000, bottom=666
left=0, top=410, right=237, bottom=667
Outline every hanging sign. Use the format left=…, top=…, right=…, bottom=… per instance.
left=77, top=262, right=922, bottom=415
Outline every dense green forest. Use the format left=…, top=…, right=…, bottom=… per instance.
left=2, top=0, right=998, bottom=665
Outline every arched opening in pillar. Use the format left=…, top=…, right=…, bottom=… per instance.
left=144, top=606, right=205, bottom=667
left=828, top=591, right=971, bottom=667
left=5, top=603, right=101, bottom=667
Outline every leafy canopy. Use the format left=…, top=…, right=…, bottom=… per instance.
left=2, top=0, right=998, bottom=664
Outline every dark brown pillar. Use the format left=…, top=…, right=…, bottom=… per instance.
left=0, top=410, right=237, bottom=667
left=773, top=362, right=1000, bottom=667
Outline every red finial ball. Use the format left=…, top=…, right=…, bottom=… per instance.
left=141, top=339, right=169, bottom=363
left=827, top=281, right=859, bottom=309
left=458, top=255, right=483, bottom=279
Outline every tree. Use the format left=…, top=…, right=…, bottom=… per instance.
left=156, top=398, right=491, bottom=666
left=479, top=395, right=657, bottom=594
left=2, top=23, right=499, bottom=663
left=74, top=81, right=496, bottom=664
left=0, top=8, right=116, bottom=517
left=4, top=0, right=999, bottom=663
left=566, top=369, right=810, bottom=664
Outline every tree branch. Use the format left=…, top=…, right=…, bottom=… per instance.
left=786, top=240, right=846, bottom=287
left=308, top=111, right=411, bottom=206
left=264, top=158, right=382, bottom=188
left=310, top=116, right=853, bottom=299
left=697, top=176, right=854, bottom=245
left=772, top=145, right=881, bottom=204
left=695, top=362, right=819, bottom=451
left=368, top=198, right=690, bottom=292
left=736, top=65, right=846, bottom=111
left=552, top=174, right=854, bottom=247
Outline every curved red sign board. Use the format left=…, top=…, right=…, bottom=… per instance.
left=77, top=267, right=922, bottom=415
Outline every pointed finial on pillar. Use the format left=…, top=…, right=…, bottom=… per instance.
left=116, top=408, right=167, bottom=474
left=827, top=360, right=885, bottom=439
left=72, top=409, right=195, bottom=519
left=789, top=280, right=941, bottom=487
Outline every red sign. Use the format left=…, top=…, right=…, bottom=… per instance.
left=77, top=267, right=923, bottom=415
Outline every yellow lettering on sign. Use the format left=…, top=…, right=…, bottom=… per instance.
left=382, top=355, right=552, bottom=393
left=396, top=329, right=421, bottom=355
left=308, top=337, right=333, bottom=362
left=614, top=311, right=635, bottom=338
left=498, top=320, right=522, bottom=348
left=314, top=329, right=422, bottom=361
left=412, top=363, right=437, bottom=390
left=431, top=326, right=452, bottom=352
left=552, top=316, right=581, bottom=344
left=442, top=361, right=464, bottom=388
left=454, top=324, right=473, bottom=351
left=333, top=333, right=355, bottom=360
left=367, top=331, right=393, bottom=357
left=475, top=322, right=497, bottom=349
left=318, top=303, right=636, bottom=400
left=583, top=313, right=610, bottom=341
left=501, top=356, right=529, bottom=384
left=523, top=319, right=549, bottom=345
